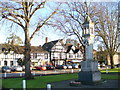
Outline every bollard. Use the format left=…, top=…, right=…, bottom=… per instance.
left=71, top=69, right=73, bottom=73
left=9, top=89, right=14, bottom=90
left=4, top=72, right=6, bottom=78
left=20, top=73, right=22, bottom=77
left=47, top=83, right=51, bottom=90
left=106, top=66, right=108, bottom=74
left=32, top=72, right=35, bottom=76
left=33, top=72, right=35, bottom=76
left=23, top=80, right=26, bottom=90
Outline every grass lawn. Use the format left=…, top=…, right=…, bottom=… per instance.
left=2, top=68, right=120, bottom=89
left=2, top=73, right=77, bottom=88
left=100, top=68, right=120, bottom=72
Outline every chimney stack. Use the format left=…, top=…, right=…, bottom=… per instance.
left=11, top=40, right=14, bottom=45
left=46, top=37, right=48, bottom=43
left=77, top=43, right=80, bottom=48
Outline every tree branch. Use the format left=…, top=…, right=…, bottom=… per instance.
left=3, top=15, right=24, bottom=29
left=30, top=10, right=57, bottom=40
left=29, top=1, right=46, bottom=19
left=7, top=12, right=24, bottom=25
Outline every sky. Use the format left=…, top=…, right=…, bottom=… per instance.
left=0, top=0, right=119, bottom=2
left=0, top=0, right=119, bottom=50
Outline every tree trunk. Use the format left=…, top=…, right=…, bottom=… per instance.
left=109, top=54, right=114, bottom=69
left=83, top=46, right=85, bottom=61
left=24, top=30, right=34, bottom=80
left=49, top=51, right=54, bottom=66
left=64, top=59, right=67, bottom=65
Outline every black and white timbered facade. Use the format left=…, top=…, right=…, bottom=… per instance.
left=42, top=39, right=83, bottom=66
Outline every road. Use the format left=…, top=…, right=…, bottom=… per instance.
left=0, top=69, right=81, bottom=78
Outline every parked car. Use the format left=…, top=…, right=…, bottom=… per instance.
left=115, top=64, right=120, bottom=68
left=16, top=66, right=23, bottom=71
left=11, top=66, right=17, bottom=72
left=35, top=66, right=46, bottom=71
left=55, top=65, right=63, bottom=69
left=98, top=63, right=106, bottom=68
left=62, top=65, right=67, bottom=69
left=46, top=65, right=55, bottom=70
left=40, top=66, right=46, bottom=70
left=11, top=66, right=23, bottom=72
left=72, top=64, right=79, bottom=69
left=55, top=65, right=67, bottom=69
left=66, top=65, right=72, bottom=69
left=35, top=66, right=41, bottom=70
left=22, top=66, right=32, bottom=71
left=2, top=66, right=11, bottom=73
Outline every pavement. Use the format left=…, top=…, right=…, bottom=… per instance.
left=1, top=72, right=120, bottom=90
left=51, top=72, right=120, bottom=90
left=51, top=79, right=119, bottom=90
left=0, top=69, right=81, bottom=78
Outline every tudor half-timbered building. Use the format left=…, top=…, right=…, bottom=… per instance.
left=42, top=39, right=66, bottom=66
left=42, top=38, right=83, bottom=66
left=0, top=44, right=49, bottom=67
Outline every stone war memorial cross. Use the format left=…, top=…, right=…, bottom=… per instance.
left=78, top=16, right=101, bottom=85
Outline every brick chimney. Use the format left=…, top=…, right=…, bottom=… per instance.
left=45, top=37, right=48, bottom=43
left=11, top=40, right=14, bottom=45
left=77, top=43, right=80, bottom=48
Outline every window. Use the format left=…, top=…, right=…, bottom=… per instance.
left=45, top=53, right=48, bottom=59
left=69, top=53, right=73, bottom=58
left=77, top=54, right=81, bottom=58
left=4, top=61, right=7, bottom=66
left=33, top=53, right=37, bottom=58
left=10, top=61, right=13, bottom=66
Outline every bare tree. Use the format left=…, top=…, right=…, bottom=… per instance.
left=50, top=2, right=98, bottom=59
left=51, top=2, right=119, bottom=69
left=95, top=2, right=119, bottom=68
left=0, top=0, right=58, bottom=79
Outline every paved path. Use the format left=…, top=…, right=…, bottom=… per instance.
left=51, top=79, right=119, bottom=89
left=0, top=69, right=80, bottom=78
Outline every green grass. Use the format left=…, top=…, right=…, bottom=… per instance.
left=2, top=68, right=120, bottom=89
left=101, top=74, right=119, bottom=80
left=2, top=73, right=78, bottom=88
left=100, top=68, right=120, bottom=72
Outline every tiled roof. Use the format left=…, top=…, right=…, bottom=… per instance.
left=0, top=44, right=48, bottom=54
left=42, top=39, right=63, bottom=52
left=65, top=45, right=73, bottom=53
left=64, top=44, right=81, bottom=53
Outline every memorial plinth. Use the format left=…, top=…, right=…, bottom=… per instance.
left=78, top=60, right=101, bottom=84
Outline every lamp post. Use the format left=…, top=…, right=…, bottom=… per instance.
left=78, top=16, right=101, bottom=85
